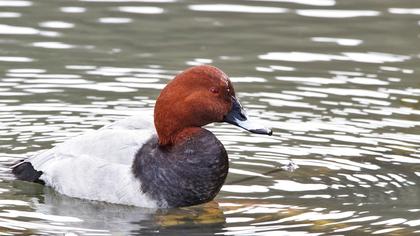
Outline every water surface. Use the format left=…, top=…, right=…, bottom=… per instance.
left=1, top=0, right=420, bottom=235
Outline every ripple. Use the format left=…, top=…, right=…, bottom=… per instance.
left=186, top=58, right=213, bottom=66
left=0, top=24, right=38, bottom=34
left=255, top=211, right=355, bottom=225
left=85, top=66, right=172, bottom=78
left=0, top=12, right=21, bottom=18
left=283, top=90, right=327, bottom=98
left=60, top=7, right=86, bottom=13
left=389, top=8, right=420, bottom=15
left=7, top=73, right=80, bottom=79
left=32, top=42, right=75, bottom=49
left=380, top=66, right=413, bottom=74
left=226, top=217, right=254, bottom=223
left=8, top=68, right=45, bottom=73
left=401, top=98, right=418, bottom=103
left=260, top=52, right=344, bottom=62
left=301, top=87, right=388, bottom=98
left=372, top=228, right=404, bottom=234
left=39, top=21, right=74, bottom=29
left=334, top=226, right=362, bottom=233
left=296, top=9, right=380, bottom=18
left=0, top=210, right=82, bottom=222
left=230, top=77, right=267, bottom=83
left=256, top=65, right=296, bottom=72
left=0, top=57, right=33, bottom=62
left=271, top=180, right=328, bottom=191
left=344, top=52, right=410, bottom=63
left=406, top=220, right=420, bottom=227
left=276, top=76, right=345, bottom=85
left=248, top=0, right=335, bottom=6
left=0, top=0, right=31, bottom=7
left=66, top=65, right=96, bottom=70
left=300, top=194, right=330, bottom=198
left=261, top=98, right=320, bottom=109
left=23, top=78, right=88, bottom=84
left=118, top=6, right=164, bottom=14
left=311, top=37, right=362, bottom=46
left=230, top=168, right=270, bottom=178
left=259, top=52, right=410, bottom=63
left=17, top=83, right=138, bottom=93
left=0, top=24, right=59, bottom=37
left=115, top=77, right=159, bottom=83
left=3, top=69, right=164, bottom=93
left=189, top=4, right=288, bottom=13
left=81, top=0, right=175, bottom=2
left=98, top=17, right=132, bottom=24
left=0, top=200, right=28, bottom=206
left=0, top=217, right=106, bottom=234
left=222, top=185, right=270, bottom=193
left=346, top=77, right=388, bottom=85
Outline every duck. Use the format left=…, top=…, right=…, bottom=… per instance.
left=12, top=65, right=272, bottom=208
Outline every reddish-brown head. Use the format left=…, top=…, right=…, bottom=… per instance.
left=154, top=65, right=272, bottom=146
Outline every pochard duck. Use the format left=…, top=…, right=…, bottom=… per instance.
left=12, top=65, right=272, bottom=208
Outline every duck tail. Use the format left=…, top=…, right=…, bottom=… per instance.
left=12, top=161, right=45, bottom=184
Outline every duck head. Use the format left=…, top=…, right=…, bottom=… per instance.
left=154, top=65, right=272, bottom=146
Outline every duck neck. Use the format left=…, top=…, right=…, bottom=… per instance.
left=154, top=88, right=205, bottom=146
left=172, top=127, right=203, bottom=145
left=160, top=126, right=203, bottom=147
left=154, top=106, right=202, bottom=146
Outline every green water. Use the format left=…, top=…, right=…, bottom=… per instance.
left=0, top=0, right=420, bottom=235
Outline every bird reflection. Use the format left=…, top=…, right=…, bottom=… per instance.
left=31, top=187, right=226, bottom=234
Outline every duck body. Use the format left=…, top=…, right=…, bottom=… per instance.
left=13, top=115, right=159, bottom=207
left=13, top=115, right=228, bottom=208
left=12, top=65, right=271, bottom=208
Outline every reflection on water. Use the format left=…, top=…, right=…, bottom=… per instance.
left=259, top=52, right=410, bottom=63
left=0, top=0, right=420, bottom=235
left=189, top=4, right=288, bottom=14
left=296, top=9, right=380, bottom=18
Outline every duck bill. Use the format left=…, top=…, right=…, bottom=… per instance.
left=223, top=96, right=273, bottom=135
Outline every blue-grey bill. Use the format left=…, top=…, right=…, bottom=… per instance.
left=234, top=117, right=273, bottom=135
left=224, top=96, right=273, bottom=136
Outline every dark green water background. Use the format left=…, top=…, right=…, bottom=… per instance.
left=0, top=0, right=420, bottom=235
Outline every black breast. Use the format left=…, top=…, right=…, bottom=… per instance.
left=132, top=129, right=229, bottom=208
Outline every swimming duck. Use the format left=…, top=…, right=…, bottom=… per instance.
left=12, top=65, right=272, bottom=208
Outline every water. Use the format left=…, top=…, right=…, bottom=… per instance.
left=0, top=0, right=420, bottom=235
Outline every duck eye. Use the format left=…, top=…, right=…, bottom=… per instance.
left=210, top=87, right=219, bottom=94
